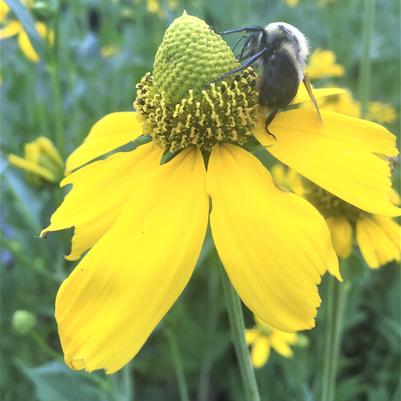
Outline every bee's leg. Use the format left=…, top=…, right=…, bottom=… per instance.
left=218, top=25, right=265, bottom=36
left=214, top=47, right=269, bottom=82
left=238, top=36, right=252, bottom=61
left=232, top=35, right=248, bottom=53
left=264, top=109, right=278, bottom=140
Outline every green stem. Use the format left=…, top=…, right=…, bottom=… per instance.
left=198, top=263, right=219, bottom=401
left=121, top=364, right=134, bottom=401
left=31, top=331, right=61, bottom=360
left=220, top=269, right=261, bottom=401
left=165, top=329, right=190, bottom=401
left=49, top=0, right=64, bottom=155
left=321, top=275, right=349, bottom=401
left=359, top=0, right=376, bottom=118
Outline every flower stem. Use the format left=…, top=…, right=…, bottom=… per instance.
left=198, top=263, right=220, bottom=401
left=220, top=269, right=261, bottom=401
left=49, top=0, right=64, bottom=156
left=359, top=0, right=376, bottom=118
left=121, top=364, right=134, bottom=401
left=321, top=275, right=349, bottom=401
left=165, top=329, right=190, bottom=401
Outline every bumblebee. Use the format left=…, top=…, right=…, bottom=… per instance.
left=216, top=22, right=321, bottom=134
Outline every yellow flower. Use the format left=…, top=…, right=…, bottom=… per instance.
left=245, top=317, right=299, bottom=368
left=315, top=90, right=397, bottom=125
left=42, top=13, right=399, bottom=374
left=306, top=49, right=345, bottom=80
left=101, top=45, right=119, bottom=58
left=0, top=0, right=53, bottom=62
left=8, top=136, right=64, bottom=185
left=284, top=0, right=299, bottom=7
left=147, top=0, right=164, bottom=16
left=272, top=164, right=401, bottom=268
left=367, top=101, right=397, bottom=124
left=316, top=89, right=360, bottom=118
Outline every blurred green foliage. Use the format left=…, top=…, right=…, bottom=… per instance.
left=1, top=0, right=400, bottom=400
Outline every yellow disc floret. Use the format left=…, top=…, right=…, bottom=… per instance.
left=134, top=12, right=259, bottom=152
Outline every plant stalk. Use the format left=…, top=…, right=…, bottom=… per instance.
left=220, top=269, right=261, bottom=401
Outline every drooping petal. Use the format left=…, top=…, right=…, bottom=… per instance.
left=356, top=216, right=401, bottom=269
left=66, top=112, right=143, bottom=173
left=41, top=143, right=163, bottom=260
left=8, top=154, right=56, bottom=182
left=291, top=87, right=345, bottom=105
left=55, top=147, right=208, bottom=373
left=270, top=332, right=296, bottom=358
left=245, top=329, right=258, bottom=345
left=255, top=109, right=400, bottom=216
left=17, top=28, right=39, bottom=62
left=326, top=216, right=353, bottom=259
left=207, top=144, right=339, bottom=332
left=17, top=22, right=53, bottom=63
left=0, top=20, right=22, bottom=39
left=251, top=337, right=271, bottom=368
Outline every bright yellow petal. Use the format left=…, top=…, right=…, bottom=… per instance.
left=270, top=331, right=296, bottom=358
left=66, top=112, right=143, bottom=173
left=17, top=29, right=39, bottom=62
left=0, top=20, right=22, bottom=39
left=251, top=337, right=271, bottom=368
left=0, top=2, right=10, bottom=21
left=37, top=136, right=64, bottom=168
left=41, top=143, right=163, bottom=260
left=326, top=216, right=353, bottom=259
left=291, top=87, right=345, bottom=105
left=207, top=144, right=339, bottom=332
left=24, top=141, right=40, bottom=164
left=255, top=109, right=400, bottom=217
left=245, top=329, right=258, bottom=345
left=8, top=154, right=56, bottom=182
left=356, top=216, right=401, bottom=269
left=55, top=147, right=208, bottom=373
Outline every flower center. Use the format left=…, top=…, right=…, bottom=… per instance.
left=303, top=180, right=369, bottom=224
left=134, top=12, right=259, bottom=152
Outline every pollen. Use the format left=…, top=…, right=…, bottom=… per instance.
left=133, top=12, right=259, bottom=152
left=303, top=180, right=369, bottom=224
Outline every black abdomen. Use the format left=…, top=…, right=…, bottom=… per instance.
left=258, top=49, right=300, bottom=109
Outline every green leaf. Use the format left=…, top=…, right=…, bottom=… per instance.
left=17, top=360, right=113, bottom=401
left=5, top=0, right=45, bottom=60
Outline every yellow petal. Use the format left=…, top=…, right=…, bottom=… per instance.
left=55, top=147, right=208, bottom=373
left=356, top=216, right=401, bottom=269
left=251, top=337, right=271, bottom=368
left=0, top=2, right=10, bottom=21
left=245, top=329, right=258, bottom=345
left=207, top=144, right=339, bottom=332
left=66, top=112, right=143, bottom=173
left=41, top=143, right=163, bottom=260
left=0, top=20, right=22, bottom=39
left=326, top=216, right=353, bottom=259
left=24, top=141, right=40, bottom=164
left=291, top=87, right=345, bottom=105
left=8, top=154, right=56, bottom=182
left=255, top=109, right=400, bottom=217
left=17, top=29, right=39, bottom=62
left=37, top=136, right=64, bottom=168
left=270, top=331, right=296, bottom=358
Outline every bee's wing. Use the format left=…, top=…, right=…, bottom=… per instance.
left=303, top=72, right=323, bottom=124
